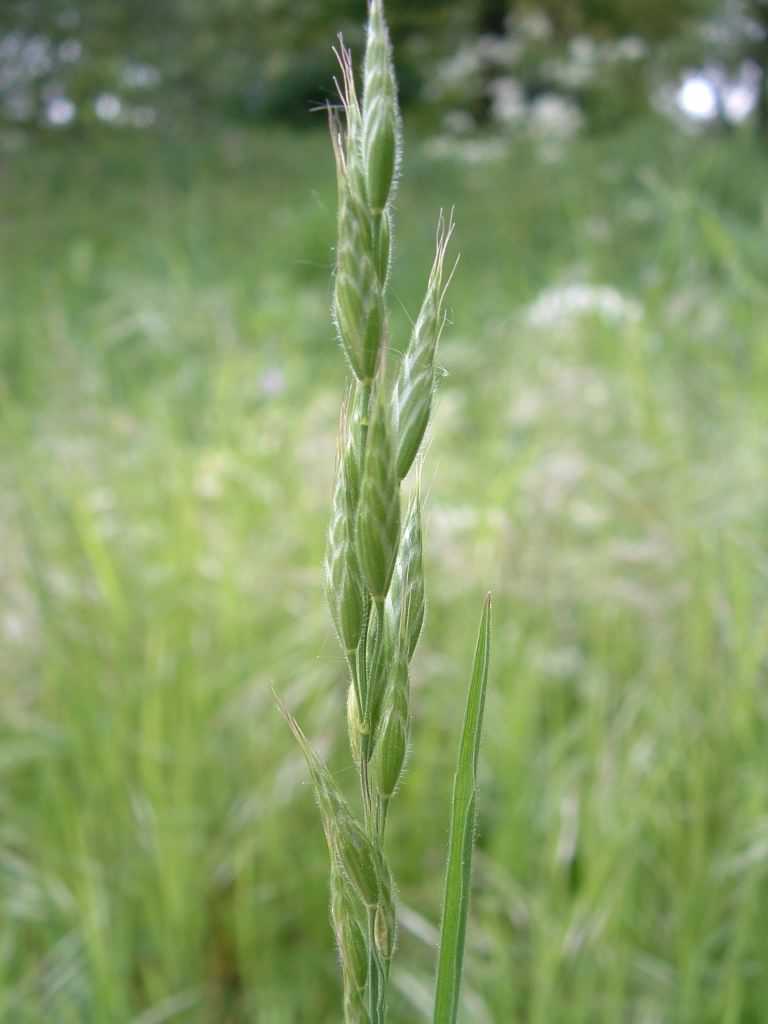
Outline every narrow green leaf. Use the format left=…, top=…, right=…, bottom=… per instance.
left=433, top=594, right=492, bottom=1024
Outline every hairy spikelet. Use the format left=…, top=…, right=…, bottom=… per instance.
left=331, top=867, right=369, bottom=998
left=341, top=383, right=367, bottom=518
left=393, top=211, right=456, bottom=480
left=332, top=41, right=384, bottom=382
left=337, top=820, right=381, bottom=908
left=385, top=490, right=425, bottom=663
left=371, top=659, right=408, bottom=798
left=334, top=192, right=383, bottom=382
left=325, top=423, right=366, bottom=682
left=276, top=698, right=348, bottom=845
left=277, top=700, right=380, bottom=905
left=356, top=386, right=400, bottom=602
left=363, top=0, right=401, bottom=217
left=333, top=204, right=383, bottom=381
left=363, top=600, right=393, bottom=741
left=373, top=861, right=397, bottom=961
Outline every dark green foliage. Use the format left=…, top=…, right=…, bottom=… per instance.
left=3, top=0, right=750, bottom=135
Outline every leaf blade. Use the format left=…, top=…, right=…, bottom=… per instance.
left=433, top=594, right=492, bottom=1024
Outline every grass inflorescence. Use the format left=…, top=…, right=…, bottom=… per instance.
left=279, top=3, right=491, bottom=1021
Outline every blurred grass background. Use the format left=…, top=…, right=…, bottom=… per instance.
left=3, top=78, right=768, bottom=1024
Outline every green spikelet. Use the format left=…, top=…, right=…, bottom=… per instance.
left=331, top=44, right=384, bottom=382
left=277, top=700, right=381, bottom=910
left=363, top=600, right=394, bottom=743
left=371, top=672, right=408, bottom=799
left=393, top=211, right=456, bottom=480
left=333, top=199, right=383, bottom=381
left=277, top=698, right=352, bottom=837
left=325, top=430, right=366, bottom=683
left=336, top=818, right=381, bottom=908
left=341, top=382, right=367, bottom=518
left=356, top=386, right=400, bottom=602
left=385, top=491, right=425, bottom=663
left=363, top=0, right=400, bottom=217
left=373, top=863, right=397, bottom=962
left=331, top=868, right=369, bottom=995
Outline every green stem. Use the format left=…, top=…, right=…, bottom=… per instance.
left=356, top=375, right=373, bottom=727
left=357, top=377, right=387, bottom=1023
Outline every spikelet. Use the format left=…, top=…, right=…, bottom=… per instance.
left=331, top=867, right=368, bottom=995
left=325, top=407, right=366, bottom=686
left=373, top=862, right=397, bottom=961
left=336, top=818, right=382, bottom=908
left=393, top=211, right=456, bottom=480
left=362, top=0, right=401, bottom=218
left=371, top=662, right=408, bottom=799
left=360, top=598, right=395, bottom=745
left=385, top=490, right=425, bottom=663
left=276, top=700, right=380, bottom=907
left=356, top=384, right=400, bottom=603
left=331, top=41, right=385, bottom=382
left=341, top=382, right=367, bottom=518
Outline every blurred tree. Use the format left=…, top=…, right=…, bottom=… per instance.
left=521, top=0, right=712, bottom=39
left=454, top=0, right=768, bottom=133
left=745, top=0, right=768, bottom=130
left=1, top=0, right=766, bottom=133
left=0, top=0, right=475, bottom=126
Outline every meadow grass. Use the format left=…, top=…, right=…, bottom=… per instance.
left=2, top=116, right=768, bottom=1021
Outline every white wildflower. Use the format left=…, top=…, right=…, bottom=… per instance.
left=525, top=283, right=643, bottom=328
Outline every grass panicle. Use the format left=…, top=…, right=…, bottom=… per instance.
left=281, top=4, right=490, bottom=1021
